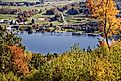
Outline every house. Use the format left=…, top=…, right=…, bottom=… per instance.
left=37, top=17, right=48, bottom=21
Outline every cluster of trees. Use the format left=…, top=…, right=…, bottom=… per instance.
left=45, top=2, right=88, bottom=15
left=1, top=37, right=120, bottom=81
left=25, top=44, right=120, bottom=81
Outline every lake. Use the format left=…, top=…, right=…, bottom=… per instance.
left=19, top=32, right=100, bottom=54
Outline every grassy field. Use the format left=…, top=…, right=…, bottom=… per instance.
left=0, top=14, right=17, bottom=20
left=0, top=6, right=45, bottom=10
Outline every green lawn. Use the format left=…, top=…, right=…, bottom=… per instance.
left=0, top=14, right=17, bottom=20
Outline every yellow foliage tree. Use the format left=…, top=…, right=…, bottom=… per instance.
left=87, top=0, right=121, bottom=49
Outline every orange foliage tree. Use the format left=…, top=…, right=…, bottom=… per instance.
left=8, top=45, right=30, bottom=75
left=87, top=0, right=121, bottom=48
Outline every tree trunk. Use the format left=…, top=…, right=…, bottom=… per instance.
left=104, top=8, right=110, bottom=49
left=105, top=33, right=110, bottom=49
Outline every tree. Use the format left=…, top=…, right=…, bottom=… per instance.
left=0, top=26, right=25, bottom=75
left=0, top=27, right=19, bottom=73
left=87, top=0, right=121, bottom=49
left=8, top=45, right=30, bottom=75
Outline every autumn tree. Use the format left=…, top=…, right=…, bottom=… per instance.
left=8, top=45, right=30, bottom=75
left=87, top=0, right=121, bottom=48
left=0, top=26, right=21, bottom=74
left=0, top=26, right=26, bottom=75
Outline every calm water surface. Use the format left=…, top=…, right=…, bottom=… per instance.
left=20, top=32, right=99, bottom=54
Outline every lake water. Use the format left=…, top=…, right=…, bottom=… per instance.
left=20, top=32, right=99, bottom=54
